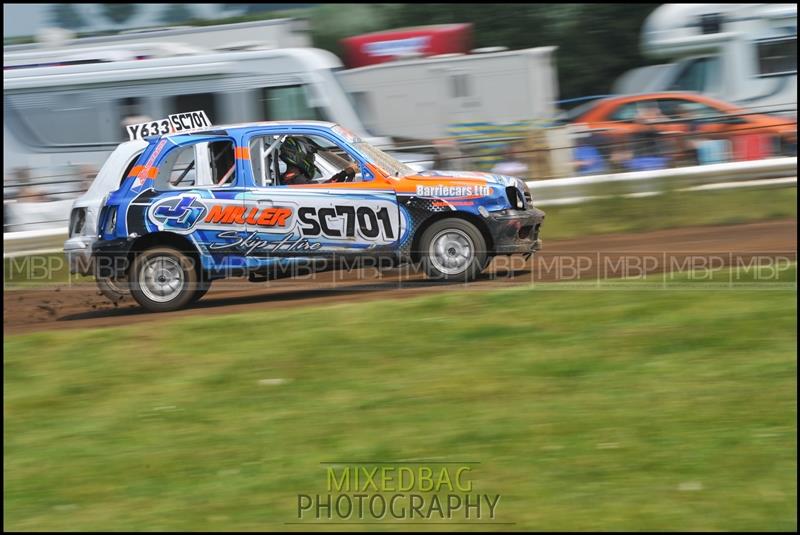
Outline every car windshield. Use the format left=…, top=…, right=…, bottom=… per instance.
left=562, top=98, right=607, bottom=122
left=352, top=140, right=416, bottom=178
left=331, top=124, right=414, bottom=178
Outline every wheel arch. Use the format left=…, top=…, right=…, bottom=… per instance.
left=127, top=232, right=204, bottom=276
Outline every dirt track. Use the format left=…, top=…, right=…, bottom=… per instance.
left=4, top=220, right=796, bottom=335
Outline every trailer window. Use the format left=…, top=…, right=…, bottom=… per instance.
left=258, top=86, right=325, bottom=121
left=757, top=37, right=797, bottom=76
left=7, top=92, right=109, bottom=145
left=450, top=73, right=471, bottom=98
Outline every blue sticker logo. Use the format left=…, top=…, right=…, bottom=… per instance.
left=149, top=194, right=208, bottom=233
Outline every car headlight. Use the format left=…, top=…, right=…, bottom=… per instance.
left=506, top=179, right=532, bottom=209
left=505, top=186, right=526, bottom=210
left=518, top=179, right=533, bottom=207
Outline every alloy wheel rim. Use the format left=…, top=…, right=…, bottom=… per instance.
left=429, top=229, right=474, bottom=275
left=140, top=256, right=184, bottom=303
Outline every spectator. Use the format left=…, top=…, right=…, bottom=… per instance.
left=573, top=132, right=608, bottom=175
left=626, top=104, right=669, bottom=171
left=782, top=130, right=797, bottom=157
left=12, top=167, right=46, bottom=202
left=491, top=142, right=528, bottom=178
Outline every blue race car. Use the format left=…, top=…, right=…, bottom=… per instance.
left=81, top=114, right=544, bottom=312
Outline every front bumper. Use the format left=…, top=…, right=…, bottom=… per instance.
left=487, top=207, right=545, bottom=255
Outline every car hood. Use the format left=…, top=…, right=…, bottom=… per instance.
left=405, top=169, right=522, bottom=188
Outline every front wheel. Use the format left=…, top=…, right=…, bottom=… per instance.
left=191, top=277, right=212, bottom=304
left=419, top=219, right=488, bottom=281
left=129, top=246, right=198, bottom=312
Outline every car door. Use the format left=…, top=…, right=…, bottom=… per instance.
left=142, top=137, right=249, bottom=268
left=241, top=130, right=403, bottom=261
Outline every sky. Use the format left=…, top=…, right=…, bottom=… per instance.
left=3, top=4, right=230, bottom=38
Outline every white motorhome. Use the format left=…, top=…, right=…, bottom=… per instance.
left=614, top=4, right=797, bottom=115
left=336, top=46, right=559, bottom=140
left=4, top=18, right=313, bottom=55
left=3, top=46, right=383, bottom=178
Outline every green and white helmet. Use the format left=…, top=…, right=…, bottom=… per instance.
left=279, top=137, right=316, bottom=179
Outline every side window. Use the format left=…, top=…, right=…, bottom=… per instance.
left=756, top=37, right=797, bottom=76
left=665, top=99, right=720, bottom=119
left=248, top=134, right=363, bottom=187
left=155, top=140, right=236, bottom=190
left=249, top=134, right=285, bottom=187
left=609, top=102, right=639, bottom=122
left=167, top=145, right=198, bottom=187
left=657, top=99, right=685, bottom=119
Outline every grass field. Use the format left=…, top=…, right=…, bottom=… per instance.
left=4, top=266, right=796, bottom=531
left=541, top=185, right=797, bottom=240
left=3, top=185, right=796, bottom=286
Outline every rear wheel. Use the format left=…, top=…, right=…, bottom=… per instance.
left=96, top=275, right=129, bottom=305
left=419, top=219, right=488, bottom=281
left=129, top=246, right=198, bottom=312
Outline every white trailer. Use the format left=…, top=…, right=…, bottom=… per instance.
left=336, top=46, right=559, bottom=140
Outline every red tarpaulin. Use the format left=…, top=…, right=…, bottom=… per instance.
left=341, top=24, right=473, bottom=68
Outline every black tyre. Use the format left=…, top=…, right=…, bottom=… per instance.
left=129, top=246, right=198, bottom=312
left=96, top=275, right=129, bottom=305
left=191, top=277, right=212, bottom=304
left=419, top=218, right=488, bottom=281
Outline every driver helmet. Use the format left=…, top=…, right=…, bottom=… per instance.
left=279, top=137, right=316, bottom=180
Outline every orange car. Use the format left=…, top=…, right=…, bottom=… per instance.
left=566, top=92, right=796, bottom=147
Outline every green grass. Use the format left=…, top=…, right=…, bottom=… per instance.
left=540, top=186, right=797, bottom=240
left=4, top=266, right=796, bottom=531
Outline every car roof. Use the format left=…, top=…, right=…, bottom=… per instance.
left=164, top=120, right=340, bottom=141
left=596, top=91, right=738, bottom=107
